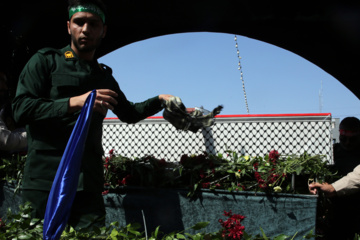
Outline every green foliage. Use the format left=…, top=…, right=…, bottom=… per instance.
left=103, top=150, right=337, bottom=197
left=103, top=152, right=180, bottom=190
left=0, top=150, right=339, bottom=239
left=102, top=150, right=337, bottom=197
left=0, top=202, right=43, bottom=240
left=0, top=203, right=319, bottom=239
left=0, top=153, right=26, bottom=193
left=1, top=150, right=337, bottom=197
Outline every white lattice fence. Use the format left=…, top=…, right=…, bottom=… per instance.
left=102, top=113, right=333, bottom=162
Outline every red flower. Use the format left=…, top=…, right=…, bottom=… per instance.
left=199, top=170, right=205, bottom=179
left=231, top=214, right=245, bottom=221
left=219, top=210, right=246, bottom=240
left=269, top=150, right=280, bottom=163
left=228, top=225, right=245, bottom=239
left=158, top=158, right=166, bottom=166
left=102, top=190, right=109, bottom=195
left=104, top=157, right=110, bottom=170
left=254, top=171, right=268, bottom=189
left=224, top=210, right=232, bottom=216
left=121, top=174, right=132, bottom=185
left=202, top=182, right=210, bottom=188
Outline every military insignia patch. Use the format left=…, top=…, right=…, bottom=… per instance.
left=64, top=51, right=74, bottom=59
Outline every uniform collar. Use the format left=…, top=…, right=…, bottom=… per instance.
left=61, top=45, right=100, bottom=67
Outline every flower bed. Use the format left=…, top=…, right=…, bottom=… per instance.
left=0, top=150, right=338, bottom=239
left=0, top=201, right=320, bottom=239
left=102, top=149, right=337, bottom=196
left=0, top=149, right=336, bottom=196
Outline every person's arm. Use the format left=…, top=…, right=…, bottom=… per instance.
left=332, top=164, right=360, bottom=196
left=12, top=53, right=70, bottom=125
left=68, top=89, right=118, bottom=116
left=158, top=94, right=173, bottom=103
left=309, top=182, right=336, bottom=197
left=0, top=118, right=27, bottom=152
left=12, top=52, right=120, bottom=124
left=309, top=164, right=360, bottom=197
left=110, top=80, right=173, bottom=123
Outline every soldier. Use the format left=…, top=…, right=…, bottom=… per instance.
left=12, top=0, right=173, bottom=230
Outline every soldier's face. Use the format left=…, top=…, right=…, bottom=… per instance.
left=340, top=134, right=360, bottom=151
left=339, top=125, right=360, bottom=151
left=67, top=11, right=107, bottom=53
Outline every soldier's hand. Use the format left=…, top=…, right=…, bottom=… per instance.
left=69, top=89, right=118, bottom=115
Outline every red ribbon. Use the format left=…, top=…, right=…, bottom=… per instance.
left=339, top=129, right=360, bottom=136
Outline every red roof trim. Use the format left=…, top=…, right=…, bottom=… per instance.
left=214, top=113, right=332, bottom=118
left=105, top=113, right=332, bottom=120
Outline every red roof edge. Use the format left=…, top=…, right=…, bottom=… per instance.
left=105, top=113, right=332, bottom=120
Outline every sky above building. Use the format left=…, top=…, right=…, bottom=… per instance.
left=99, top=32, right=360, bottom=121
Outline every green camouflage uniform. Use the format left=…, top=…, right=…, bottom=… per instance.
left=12, top=45, right=163, bottom=229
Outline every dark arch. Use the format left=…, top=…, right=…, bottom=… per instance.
left=2, top=1, right=360, bottom=99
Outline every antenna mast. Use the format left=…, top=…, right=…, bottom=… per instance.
left=234, top=35, right=250, bottom=114
left=319, top=80, right=323, bottom=113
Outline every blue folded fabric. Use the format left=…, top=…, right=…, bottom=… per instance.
left=43, top=90, right=96, bottom=240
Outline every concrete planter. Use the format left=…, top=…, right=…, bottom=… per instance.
left=1, top=181, right=317, bottom=238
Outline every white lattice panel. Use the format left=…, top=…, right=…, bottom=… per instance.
left=102, top=114, right=333, bottom=162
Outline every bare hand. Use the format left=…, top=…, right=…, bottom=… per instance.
left=159, top=94, right=174, bottom=103
left=309, top=182, right=336, bottom=198
left=69, top=89, right=118, bottom=115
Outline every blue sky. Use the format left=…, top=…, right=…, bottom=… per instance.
left=99, top=32, right=360, bottom=121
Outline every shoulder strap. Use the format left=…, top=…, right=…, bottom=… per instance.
left=37, top=47, right=62, bottom=55
left=98, top=63, right=113, bottom=74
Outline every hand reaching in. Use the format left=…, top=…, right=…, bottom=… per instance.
left=309, top=182, right=336, bottom=198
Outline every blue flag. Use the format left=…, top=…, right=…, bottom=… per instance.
left=43, top=90, right=96, bottom=240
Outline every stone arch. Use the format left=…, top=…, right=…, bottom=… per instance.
left=2, top=1, right=360, bottom=99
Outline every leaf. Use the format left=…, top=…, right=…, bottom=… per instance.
left=110, top=221, right=120, bottom=228
left=176, top=233, right=186, bottom=239
left=191, top=233, right=206, bottom=240
left=17, top=234, right=32, bottom=239
left=303, top=229, right=315, bottom=239
left=273, top=234, right=290, bottom=240
left=178, top=167, right=183, bottom=176
left=242, top=231, right=251, bottom=239
left=295, top=166, right=304, bottom=175
left=290, top=233, right=299, bottom=240
left=92, top=225, right=101, bottom=235
left=128, top=229, right=142, bottom=236
left=153, top=226, right=160, bottom=238
left=191, top=222, right=209, bottom=230
left=110, top=228, right=119, bottom=237
left=260, top=227, right=269, bottom=240
left=117, top=232, right=129, bottom=238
